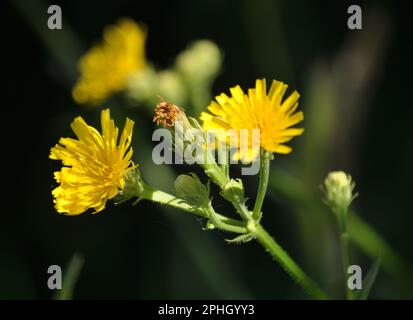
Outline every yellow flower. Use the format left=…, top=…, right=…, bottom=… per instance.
left=72, top=18, right=146, bottom=105
left=200, top=78, right=304, bottom=162
left=50, top=109, right=135, bottom=215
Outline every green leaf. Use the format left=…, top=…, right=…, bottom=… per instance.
left=226, top=234, right=254, bottom=244
left=355, top=256, right=381, bottom=300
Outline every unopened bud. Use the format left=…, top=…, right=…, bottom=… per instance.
left=116, top=168, right=146, bottom=204
left=153, top=100, right=206, bottom=162
left=175, top=40, right=222, bottom=82
left=221, top=179, right=245, bottom=203
left=323, top=171, right=356, bottom=212
left=174, top=173, right=210, bottom=207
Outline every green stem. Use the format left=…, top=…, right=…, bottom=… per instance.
left=217, top=141, right=229, bottom=179
left=217, top=214, right=247, bottom=228
left=247, top=221, right=329, bottom=300
left=200, top=138, right=229, bottom=189
left=54, top=253, right=84, bottom=300
left=341, top=232, right=352, bottom=299
left=227, top=195, right=253, bottom=222
left=252, top=150, right=271, bottom=220
left=201, top=156, right=253, bottom=222
left=200, top=150, right=327, bottom=298
left=141, top=186, right=245, bottom=229
left=139, top=176, right=327, bottom=299
left=338, top=208, right=353, bottom=300
left=142, top=186, right=205, bottom=217
left=202, top=161, right=228, bottom=189
left=205, top=203, right=248, bottom=234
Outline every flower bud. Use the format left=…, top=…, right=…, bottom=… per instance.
left=174, top=174, right=210, bottom=207
left=153, top=100, right=206, bottom=162
left=116, top=168, right=146, bottom=204
left=323, top=171, right=356, bottom=212
left=175, top=40, right=222, bottom=112
left=175, top=40, right=222, bottom=83
left=221, top=179, right=245, bottom=203
left=126, top=67, right=159, bottom=106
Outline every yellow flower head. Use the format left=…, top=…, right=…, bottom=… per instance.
left=72, top=18, right=146, bottom=105
left=50, top=109, right=135, bottom=215
left=200, top=79, right=304, bottom=162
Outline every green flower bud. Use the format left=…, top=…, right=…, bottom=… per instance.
left=126, top=66, right=159, bottom=106
left=175, top=40, right=222, bottom=113
left=323, top=171, right=356, bottom=212
left=153, top=101, right=206, bottom=162
left=116, top=168, right=146, bottom=204
left=175, top=40, right=222, bottom=83
left=221, top=179, right=245, bottom=203
left=174, top=173, right=210, bottom=207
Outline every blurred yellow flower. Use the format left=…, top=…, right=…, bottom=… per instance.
left=72, top=18, right=146, bottom=105
left=200, top=79, right=304, bottom=162
left=50, top=109, right=135, bottom=215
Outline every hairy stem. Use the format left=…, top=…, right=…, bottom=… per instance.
left=248, top=221, right=329, bottom=300
left=338, top=208, right=353, bottom=300
left=205, top=203, right=248, bottom=234
left=141, top=186, right=246, bottom=229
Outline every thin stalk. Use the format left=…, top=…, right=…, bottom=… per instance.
left=141, top=186, right=245, bottom=229
left=338, top=208, right=353, bottom=300
left=228, top=196, right=253, bottom=222
left=205, top=203, right=248, bottom=234
left=217, top=141, right=229, bottom=179
left=54, top=253, right=84, bottom=300
left=142, top=186, right=205, bottom=217
left=201, top=162, right=228, bottom=189
left=201, top=154, right=252, bottom=222
left=252, top=150, right=271, bottom=220
left=201, top=134, right=228, bottom=189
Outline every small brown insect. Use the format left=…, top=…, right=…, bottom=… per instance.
left=153, top=98, right=185, bottom=128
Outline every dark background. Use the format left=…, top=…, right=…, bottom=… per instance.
left=1, top=0, right=412, bottom=299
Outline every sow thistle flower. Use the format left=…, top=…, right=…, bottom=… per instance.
left=49, top=78, right=330, bottom=298
left=50, top=109, right=135, bottom=215
left=200, top=79, right=304, bottom=162
left=72, top=18, right=146, bottom=105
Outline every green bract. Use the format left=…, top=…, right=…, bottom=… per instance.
left=174, top=173, right=210, bottom=207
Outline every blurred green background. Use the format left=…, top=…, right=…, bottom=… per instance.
left=2, top=0, right=412, bottom=299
